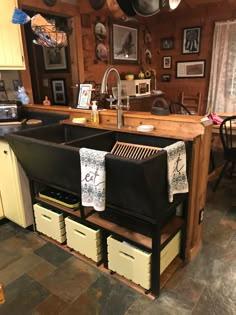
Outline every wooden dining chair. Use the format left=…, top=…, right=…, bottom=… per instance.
left=169, top=101, right=191, bottom=115
left=213, top=115, right=236, bottom=191
left=180, top=91, right=202, bottom=115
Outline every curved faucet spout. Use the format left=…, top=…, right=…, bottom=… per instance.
left=100, top=66, right=123, bottom=128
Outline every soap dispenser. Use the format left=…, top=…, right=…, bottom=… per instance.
left=91, top=101, right=99, bottom=125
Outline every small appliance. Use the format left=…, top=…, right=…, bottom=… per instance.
left=0, top=101, right=22, bottom=122
left=121, top=79, right=151, bottom=97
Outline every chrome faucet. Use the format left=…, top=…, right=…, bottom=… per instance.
left=100, top=66, right=129, bottom=128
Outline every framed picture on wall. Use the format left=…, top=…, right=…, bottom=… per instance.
left=161, top=74, right=171, bottom=82
left=163, top=56, right=172, bottom=69
left=110, top=20, right=139, bottom=64
left=161, top=37, right=174, bottom=50
left=182, top=26, right=201, bottom=54
left=176, top=60, right=206, bottom=78
left=51, top=79, right=67, bottom=105
left=43, top=47, right=67, bottom=71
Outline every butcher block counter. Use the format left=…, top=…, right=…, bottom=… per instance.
left=22, top=104, right=213, bottom=260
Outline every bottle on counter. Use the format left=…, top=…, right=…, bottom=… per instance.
left=90, top=101, right=99, bottom=125
left=43, top=96, right=51, bottom=106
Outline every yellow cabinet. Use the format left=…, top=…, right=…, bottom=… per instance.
left=0, top=0, right=25, bottom=70
left=0, top=191, right=4, bottom=219
left=0, top=140, right=33, bottom=227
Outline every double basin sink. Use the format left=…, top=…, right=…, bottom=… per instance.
left=6, top=123, right=191, bottom=223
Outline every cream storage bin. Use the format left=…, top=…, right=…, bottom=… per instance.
left=107, top=236, right=151, bottom=290
left=108, top=231, right=181, bottom=290
left=65, top=216, right=102, bottom=263
left=33, top=203, right=66, bottom=243
left=160, top=231, right=181, bottom=274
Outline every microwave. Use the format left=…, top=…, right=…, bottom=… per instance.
left=121, top=79, right=151, bottom=97
left=0, top=101, right=22, bottom=122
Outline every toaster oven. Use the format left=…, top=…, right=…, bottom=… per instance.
left=0, top=101, right=22, bottom=122
left=121, top=79, right=151, bottom=97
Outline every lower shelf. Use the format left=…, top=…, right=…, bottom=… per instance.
left=38, top=232, right=184, bottom=299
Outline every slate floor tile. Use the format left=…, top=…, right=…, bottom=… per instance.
left=0, top=274, right=49, bottom=315
left=28, top=260, right=56, bottom=282
left=34, top=242, right=72, bottom=267
left=0, top=221, right=21, bottom=241
left=0, top=252, right=43, bottom=286
left=41, top=256, right=101, bottom=303
left=60, top=274, right=140, bottom=315
left=193, top=286, right=236, bottom=315
left=174, top=277, right=205, bottom=304
left=0, top=244, right=22, bottom=271
left=30, top=294, right=68, bottom=315
left=127, top=289, right=194, bottom=315
left=0, top=229, right=46, bottom=256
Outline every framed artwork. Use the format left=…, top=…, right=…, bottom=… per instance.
left=43, top=47, right=67, bottom=71
left=110, top=20, right=139, bottom=64
left=161, top=74, right=171, bottom=82
left=13, top=79, right=20, bottom=91
left=51, top=79, right=67, bottom=105
left=0, top=80, right=5, bottom=91
left=176, top=60, right=206, bottom=78
left=77, top=84, right=92, bottom=109
left=163, top=56, right=172, bottom=69
left=182, top=26, right=201, bottom=54
left=161, top=37, right=174, bottom=50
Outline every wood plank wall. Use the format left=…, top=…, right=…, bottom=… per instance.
left=19, top=1, right=236, bottom=113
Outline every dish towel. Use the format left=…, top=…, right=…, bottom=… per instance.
left=164, top=141, right=189, bottom=202
left=80, top=148, right=108, bottom=211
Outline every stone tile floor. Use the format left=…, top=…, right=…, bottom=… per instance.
left=0, top=177, right=235, bottom=315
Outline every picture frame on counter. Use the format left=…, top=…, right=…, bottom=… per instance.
left=163, top=56, right=172, bottom=69
left=77, top=84, right=92, bottom=109
left=110, top=20, right=139, bottom=64
left=43, top=47, right=67, bottom=71
left=161, top=74, right=171, bottom=82
left=176, top=60, right=206, bottom=78
left=51, top=79, right=67, bottom=105
left=160, top=37, right=174, bottom=50
left=182, top=26, right=201, bottom=54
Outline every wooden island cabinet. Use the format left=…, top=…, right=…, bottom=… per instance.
left=22, top=104, right=212, bottom=262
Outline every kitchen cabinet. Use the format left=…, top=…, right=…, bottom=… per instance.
left=0, top=0, right=25, bottom=70
left=0, top=140, right=33, bottom=227
left=0, top=191, right=4, bottom=219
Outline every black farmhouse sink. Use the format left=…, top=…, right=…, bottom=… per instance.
left=6, top=124, right=191, bottom=225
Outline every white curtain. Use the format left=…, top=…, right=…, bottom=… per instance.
left=207, top=21, right=236, bottom=113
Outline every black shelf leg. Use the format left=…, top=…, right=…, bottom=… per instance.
left=150, top=223, right=161, bottom=297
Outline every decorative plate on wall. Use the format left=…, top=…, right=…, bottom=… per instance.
left=96, top=43, right=108, bottom=61
left=95, top=22, right=107, bottom=41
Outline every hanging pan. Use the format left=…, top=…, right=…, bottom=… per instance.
left=132, top=0, right=160, bottom=17
left=116, top=0, right=136, bottom=17
left=89, top=0, right=106, bottom=10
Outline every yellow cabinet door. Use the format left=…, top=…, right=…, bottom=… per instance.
left=0, top=140, right=33, bottom=227
left=0, top=0, right=25, bottom=69
left=0, top=191, right=4, bottom=219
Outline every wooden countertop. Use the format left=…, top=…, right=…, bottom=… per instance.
left=23, top=104, right=212, bottom=141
